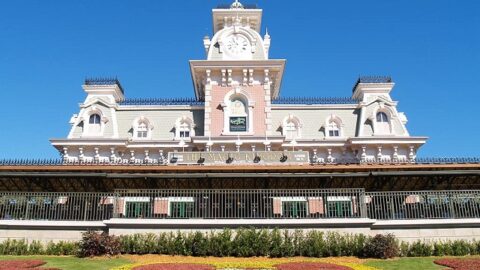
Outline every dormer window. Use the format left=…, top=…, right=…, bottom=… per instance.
left=175, top=117, right=195, bottom=139
left=324, top=115, right=343, bottom=138
left=89, top=114, right=101, bottom=124
left=179, top=123, right=191, bottom=138
left=283, top=115, right=302, bottom=140
left=328, top=122, right=340, bottom=137
left=133, top=117, right=153, bottom=140
left=376, top=112, right=389, bottom=122
left=375, top=112, right=391, bottom=135
left=136, top=122, right=148, bottom=138
left=88, top=114, right=101, bottom=134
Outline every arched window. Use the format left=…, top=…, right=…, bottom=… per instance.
left=283, top=116, right=301, bottom=140
left=222, top=88, right=253, bottom=135
left=88, top=114, right=101, bottom=134
left=376, top=112, right=388, bottom=123
left=228, top=98, right=248, bottom=132
left=375, top=112, right=391, bottom=134
left=89, top=114, right=101, bottom=124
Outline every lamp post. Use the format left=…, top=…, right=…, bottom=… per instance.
left=291, top=138, right=297, bottom=152
left=206, top=137, right=213, bottom=152
left=179, top=139, right=186, bottom=152
left=235, top=136, right=243, bottom=152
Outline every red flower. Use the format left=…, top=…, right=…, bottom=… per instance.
left=434, top=258, right=480, bottom=270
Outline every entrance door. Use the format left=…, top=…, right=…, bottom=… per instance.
left=327, top=201, right=352, bottom=218
left=125, top=202, right=151, bottom=218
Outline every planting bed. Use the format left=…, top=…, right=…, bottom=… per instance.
left=434, top=258, right=480, bottom=269
left=0, top=259, right=59, bottom=270
left=275, top=262, right=353, bottom=270
left=133, top=264, right=215, bottom=270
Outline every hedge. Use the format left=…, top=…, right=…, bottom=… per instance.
left=1, top=228, right=480, bottom=259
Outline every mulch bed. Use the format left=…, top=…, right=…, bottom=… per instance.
left=133, top=264, right=215, bottom=270
left=275, top=262, right=353, bottom=270
left=0, top=260, right=60, bottom=270
left=434, top=258, right=480, bottom=270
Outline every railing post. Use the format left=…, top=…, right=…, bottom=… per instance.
left=359, top=189, right=367, bottom=218
left=449, top=194, right=456, bottom=219
left=24, top=195, right=30, bottom=220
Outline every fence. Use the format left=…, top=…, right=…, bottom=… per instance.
left=365, top=190, right=480, bottom=220
left=0, top=192, right=115, bottom=221
left=1, top=189, right=480, bottom=221
left=114, top=189, right=365, bottom=219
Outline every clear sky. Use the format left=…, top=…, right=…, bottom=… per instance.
left=0, top=0, right=478, bottom=159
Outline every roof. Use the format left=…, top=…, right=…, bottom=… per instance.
left=84, top=77, right=124, bottom=95
left=352, top=76, right=392, bottom=93
left=120, top=98, right=204, bottom=106
left=272, top=97, right=357, bottom=105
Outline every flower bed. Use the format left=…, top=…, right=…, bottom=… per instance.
left=275, top=262, right=353, bottom=270
left=133, top=264, right=214, bottom=270
left=113, top=255, right=377, bottom=270
left=434, top=258, right=480, bottom=269
left=0, top=260, right=47, bottom=270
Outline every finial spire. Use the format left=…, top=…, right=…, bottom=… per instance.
left=231, top=0, right=244, bottom=9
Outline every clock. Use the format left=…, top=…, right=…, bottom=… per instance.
left=224, top=35, right=250, bottom=56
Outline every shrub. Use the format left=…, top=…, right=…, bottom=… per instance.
left=269, top=228, right=283, bottom=257
left=280, top=230, right=295, bottom=257
left=407, top=240, right=433, bottom=257
left=208, top=229, right=233, bottom=257
left=28, top=240, right=44, bottom=255
left=77, top=230, right=121, bottom=257
left=451, top=240, right=472, bottom=256
left=362, top=234, right=399, bottom=259
left=0, top=239, right=28, bottom=255
left=189, top=231, right=208, bottom=257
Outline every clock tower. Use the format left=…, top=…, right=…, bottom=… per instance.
left=190, top=1, right=286, bottom=142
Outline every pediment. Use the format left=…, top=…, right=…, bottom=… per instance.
left=364, top=96, right=396, bottom=107
left=81, top=98, right=115, bottom=109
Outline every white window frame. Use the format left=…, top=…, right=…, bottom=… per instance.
left=282, top=115, right=302, bottom=140
left=132, top=116, right=153, bottom=140
left=175, top=116, right=195, bottom=140
left=222, top=88, right=254, bottom=135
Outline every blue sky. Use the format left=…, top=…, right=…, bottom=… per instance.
left=0, top=0, right=478, bottom=158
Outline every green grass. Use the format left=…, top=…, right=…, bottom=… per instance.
left=0, top=255, right=131, bottom=270
left=365, top=257, right=444, bottom=270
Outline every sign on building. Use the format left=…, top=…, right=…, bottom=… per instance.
left=167, top=151, right=310, bottom=165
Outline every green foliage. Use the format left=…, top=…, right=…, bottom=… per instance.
left=363, top=234, right=399, bottom=259
left=45, top=241, right=77, bottom=255
left=0, top=239, right=28, bottom=255
left=408, top=240, right=433, bottom=257
left=3, top=228, right=480, bottom=260
left=208, top=229, right=233, bottom=257
left=77, top=230, right=121, bottom=257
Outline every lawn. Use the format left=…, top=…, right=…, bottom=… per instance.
left=365, top=257, right=444, bottom=270
left=0, top=255, right=131, bottom=270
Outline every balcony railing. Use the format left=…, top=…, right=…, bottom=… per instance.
left=114, top=189, right=365, bottom=219
left=2, top=189, right=480, bottom=221
left=0, top=192, right=115, bottom=221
